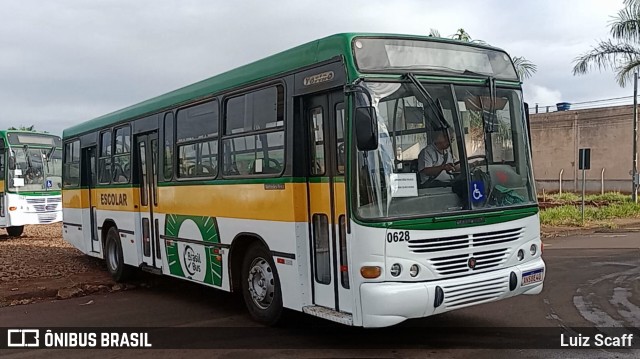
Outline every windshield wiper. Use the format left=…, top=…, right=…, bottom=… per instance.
left=404, top=73, right=449, bottom=130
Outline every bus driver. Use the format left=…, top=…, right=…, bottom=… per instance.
left=418, top=130, right=459, bottom=187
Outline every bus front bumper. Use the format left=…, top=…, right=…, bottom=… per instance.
left=359, top=257, right=545, bottom=327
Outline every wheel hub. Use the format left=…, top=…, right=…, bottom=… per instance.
left=247, top=257, right=275, bottom=309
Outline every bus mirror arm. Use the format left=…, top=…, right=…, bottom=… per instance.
left=355, top=106, right=378, bottom=151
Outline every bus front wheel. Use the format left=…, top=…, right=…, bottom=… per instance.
left=105, top=227, right=133, bottom=282
left=6, top=226, right=24, bottom=237
left=241, top=243, right=283, bottom=325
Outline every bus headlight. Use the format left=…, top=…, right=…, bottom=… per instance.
left=390, top=263, right=402, bottom=277
left=409, top=264, right=420, bottom=277
left=530, top=244, right=537, bottom=256
left=517, top=249, right=524, bottom=261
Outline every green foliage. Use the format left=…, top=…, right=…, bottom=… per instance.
left=8, top=125, right=36, bottom=131
left=540, top=205, right=581, bottom=226
left=546, top=192, right=581, bottom=202
left=586, top=192, right=630, bottom=202
left=540, top=202, right=640, bottom=226
left=544, top=191, right=630, bottom=203
left=512, top=56, right=538, bottom=80
left=573, top=0, right=640, bottom=86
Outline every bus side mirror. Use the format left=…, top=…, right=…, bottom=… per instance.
left=355, top=106, right=378, bottom=151
left=8, top=156, right=15, bottom=170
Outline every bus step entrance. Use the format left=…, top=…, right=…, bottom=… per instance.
left=139, top=264, right=162, bottom=275
left=302, top=305, right=353, bottom=326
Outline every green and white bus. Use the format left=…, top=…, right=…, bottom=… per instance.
left=62, top=33, right=544, bottom=327
left=1, top=130, right=63, bottom=236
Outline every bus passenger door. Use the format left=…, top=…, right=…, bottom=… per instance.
left=135, top=132, right=161, bottom=270
left=81, top=146, right=100, bottom=253
left=305, top=91, right=351, bottom=313
left=0, top=141, right=6, bottom=228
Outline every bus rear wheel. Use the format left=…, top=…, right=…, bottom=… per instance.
left=241, top=243, right=283, bottom=325
left=6, top=226, right=24, bottom=237
left=105, top=227, right=133, bottom=282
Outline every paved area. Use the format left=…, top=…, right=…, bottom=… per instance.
left=1, top=231, right=639, bottom=358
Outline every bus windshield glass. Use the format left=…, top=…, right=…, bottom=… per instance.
left=8, top=147, right=63, bottom=192
left=355, top=81, right=535, bottom=220
left=353, top=38, right=519, bottom=80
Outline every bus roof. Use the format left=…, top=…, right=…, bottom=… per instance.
left=63, top=32, right=509, bottom=139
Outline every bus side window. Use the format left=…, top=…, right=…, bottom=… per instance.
left=336, top=102, right=345, bottom=174
left=98, top=130, right=112, bottom=184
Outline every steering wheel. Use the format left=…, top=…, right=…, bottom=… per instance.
left=451, top=155, right=489, bottom=175
left=265, top=158, right=282, bottom=172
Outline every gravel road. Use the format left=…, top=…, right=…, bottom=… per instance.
left=0, top=223, right=116, bottom=306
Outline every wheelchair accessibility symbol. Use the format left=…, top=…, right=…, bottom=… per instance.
left=471, top=181, right=485, bottom=203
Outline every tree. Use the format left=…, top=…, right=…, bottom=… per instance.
left=573, top=0, right=640, bottom=86
left=428, top=28, right=537, bottom=80
left=8, top=125, right=36, bottom=131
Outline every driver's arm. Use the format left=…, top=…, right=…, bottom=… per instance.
left=420, top=164, right=449, bottom=177
left=418, top=148, right=448, bottom=177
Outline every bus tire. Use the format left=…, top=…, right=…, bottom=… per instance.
left=6, top=226, right=24, bottom=237
left=241, top=243, right=283, bottom=325
left=105, top=227, right=132, bottom=282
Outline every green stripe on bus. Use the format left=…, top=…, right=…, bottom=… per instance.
left=353, top=206, right=539, bottom=231
left=6, top=191, right=62, bottom=196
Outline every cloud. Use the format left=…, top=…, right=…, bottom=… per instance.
left=523, top=84, right=563, bottom=110
left=0, top=0, right=631, bottom=136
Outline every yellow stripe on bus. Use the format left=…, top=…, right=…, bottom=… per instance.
left=62, top=183, right=344, bottom=222
left=63, top=182, right=347, bottom=223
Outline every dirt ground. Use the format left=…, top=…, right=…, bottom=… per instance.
left=0, top=223, right=117, bottom=307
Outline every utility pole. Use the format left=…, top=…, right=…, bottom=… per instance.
left=634, top=71, right=638, bottom=203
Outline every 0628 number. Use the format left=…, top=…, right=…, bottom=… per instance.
left=387, top=231, right=410, bottom=243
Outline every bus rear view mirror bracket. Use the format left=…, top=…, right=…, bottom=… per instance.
left=355, top=106, right=378, bottom=151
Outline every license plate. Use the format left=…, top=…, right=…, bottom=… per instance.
left=521, top=268, right=544, bottom=286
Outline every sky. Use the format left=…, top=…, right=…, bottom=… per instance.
left=0, top=0, right=632, bottom=136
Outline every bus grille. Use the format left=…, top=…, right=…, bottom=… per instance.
left=442, top=275, right=509, bottom=310
left=38, top=213, right=58, bottom=224
left=429, top=248, right=510, bottom=276
left=407, top=227, right=523, bottom=253
left=27, top=197, right=61, bottom=213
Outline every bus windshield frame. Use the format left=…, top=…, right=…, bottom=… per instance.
left=7, top=145, right=63, bottom=193
left=354, top=80, right=536, bottom=221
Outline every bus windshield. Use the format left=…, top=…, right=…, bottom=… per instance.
left=8, top=147, right=63, bottom=192
left=356, top=81, right=536, bottom=219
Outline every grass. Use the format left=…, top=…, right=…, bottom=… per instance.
left=540, top=201, right=640, bottom=226
left=543, top=191, right=630, bottom=203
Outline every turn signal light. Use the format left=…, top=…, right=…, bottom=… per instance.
left=9, top=207, right=17, bottom=211
left=360, top=266, right=381, bottom=279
